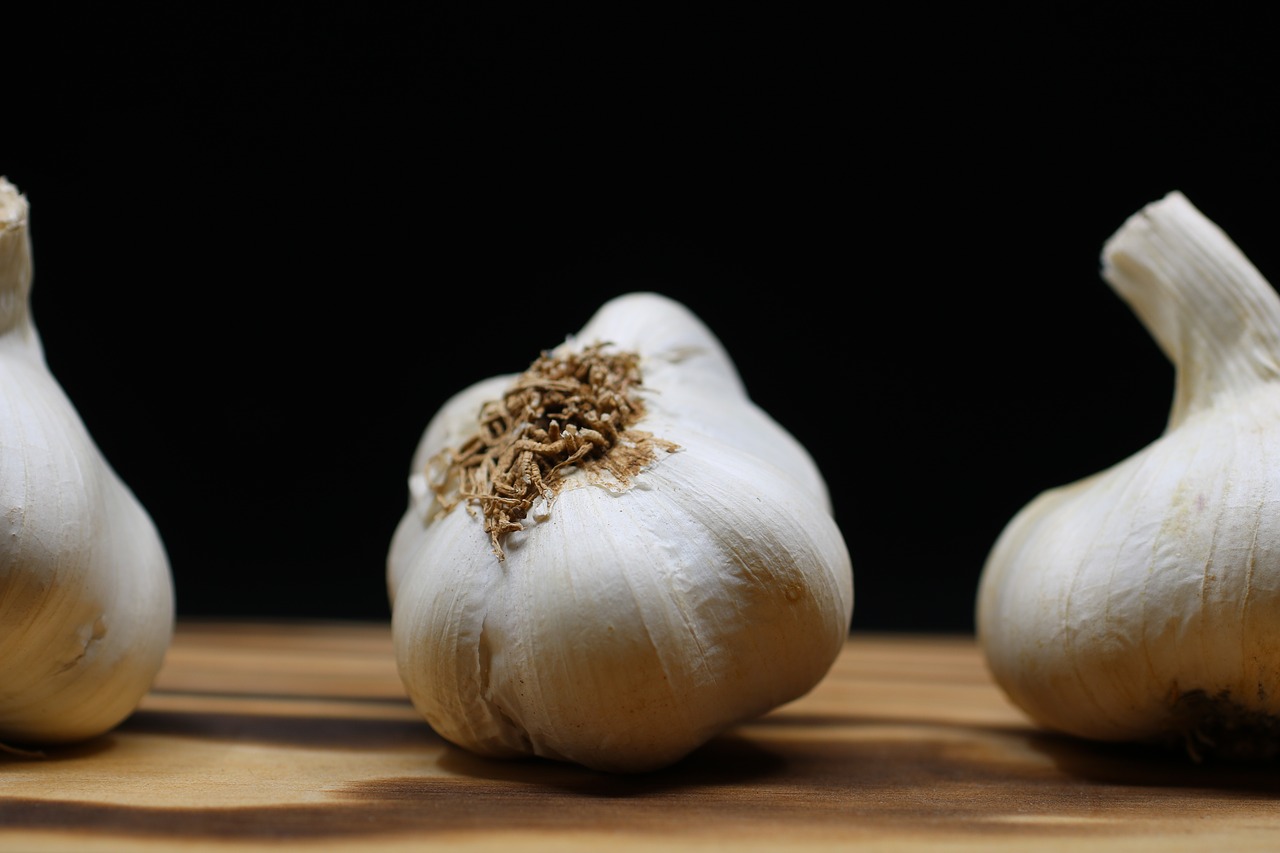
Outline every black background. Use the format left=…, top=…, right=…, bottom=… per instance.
left=7, top=6, right=1279, bottom=633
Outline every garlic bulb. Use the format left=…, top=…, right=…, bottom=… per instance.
left=0, top=178, right=174, bottom=745
left=977, top=191, right=1280, bottom=759
left=388, top=292, right=853, bottom=773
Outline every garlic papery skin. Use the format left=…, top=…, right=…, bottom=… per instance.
left=388, top=292, right=853, bottom=773
left=976, top=191, right=1280, bottom=760
left=0, top=177, right=174, bottom=746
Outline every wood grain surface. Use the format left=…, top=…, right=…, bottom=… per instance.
left=2, top=621, right=1280, bottom=851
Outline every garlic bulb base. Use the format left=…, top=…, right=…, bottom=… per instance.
left=1167, top=690, right=1280, bottom=763
left=425, top=341, right=677, bottom=562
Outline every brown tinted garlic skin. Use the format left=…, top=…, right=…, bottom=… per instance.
left=388, top=292, right=853, bottom=773
left=0, top=178, right=174, bottom=745
left=977, top=192, right=1280, bottom=760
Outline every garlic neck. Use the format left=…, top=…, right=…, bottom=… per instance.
left=1102, top=191, right=1280, bottom=430
left=0, top=179, right=38, bottom=349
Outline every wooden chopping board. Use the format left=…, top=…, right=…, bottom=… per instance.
left=2, top=620, right=1280, bottom=852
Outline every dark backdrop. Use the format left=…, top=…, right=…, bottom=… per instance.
left=7, top=7, right=1279, bottom=632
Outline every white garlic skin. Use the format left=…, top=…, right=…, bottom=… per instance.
left=388, top=292, right=853, bottom=773
left=977, top=192, right=1280, bottom=753
left=0, top=178, right=174, bottom=744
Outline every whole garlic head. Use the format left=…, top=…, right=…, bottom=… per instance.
left=977, top=192, right=1280, bottom=759
left=388, top=292, right=853, bottom=773
left=0, top=178, right=174, bottom=745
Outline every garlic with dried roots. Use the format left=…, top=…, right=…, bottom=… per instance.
left=977, top=191, right=1280, bottom=760
left=388, top=292, right=853, bottom=773
left=0, top=178, right=174, bottom=745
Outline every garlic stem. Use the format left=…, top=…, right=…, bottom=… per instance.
left=1103, top=191, right=1280, bottom=428
left=0, top=179, right=36, bottom=347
